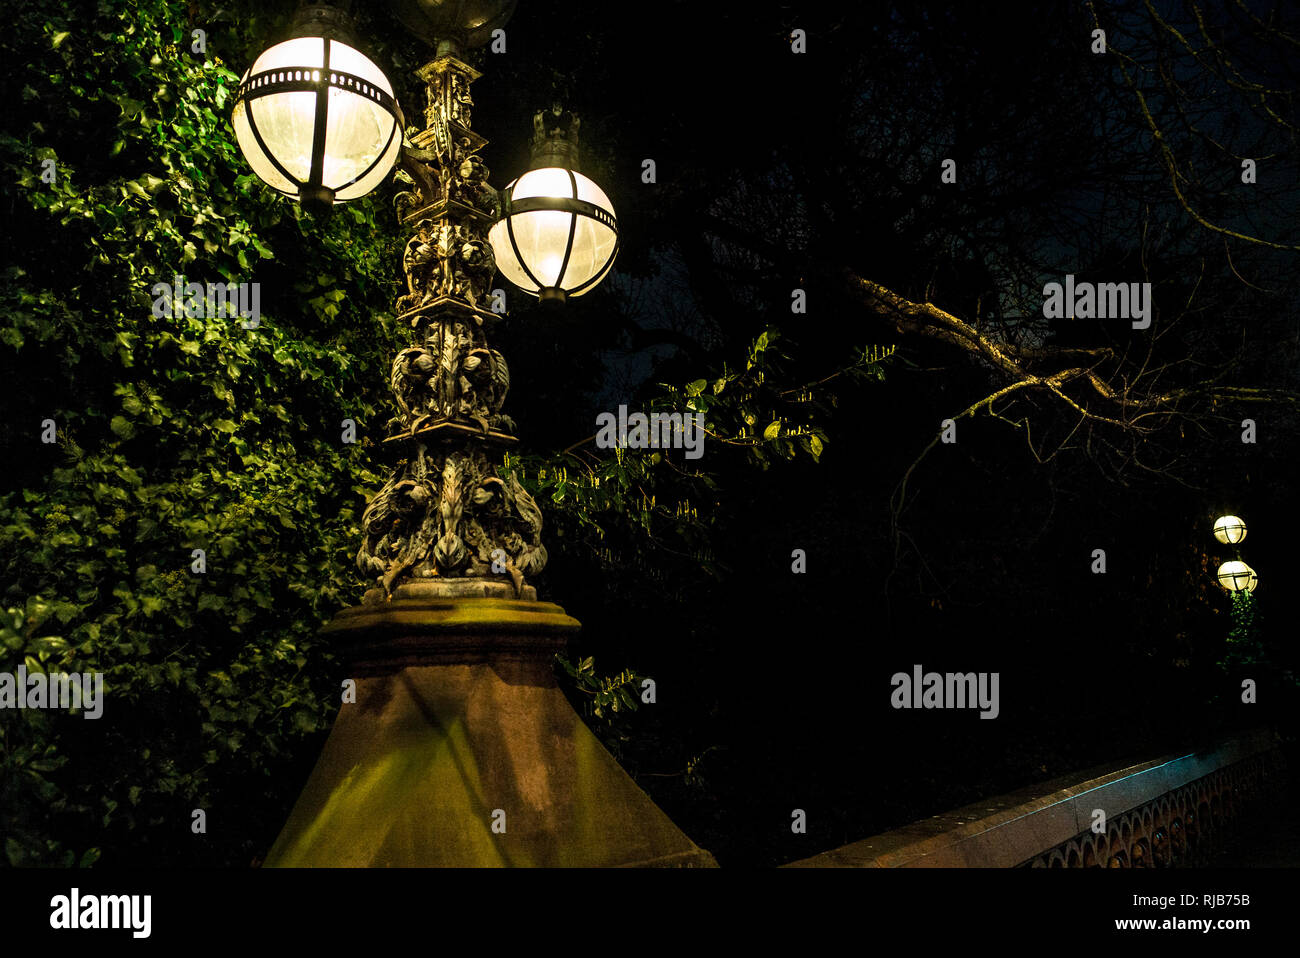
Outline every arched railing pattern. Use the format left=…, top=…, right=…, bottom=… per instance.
left=1025, top=751, right=1283, bottom=868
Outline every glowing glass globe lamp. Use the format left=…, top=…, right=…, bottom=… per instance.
left=1216, top=560, right=1258, bottom=593
left=1212, top=515, right=1247, bottom=546
left=231, top=5, right=402, bottom=214
left=489, top=108, right=618, bottom=303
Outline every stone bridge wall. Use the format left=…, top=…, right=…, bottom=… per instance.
left=787, top=728, right=1285, bottom=868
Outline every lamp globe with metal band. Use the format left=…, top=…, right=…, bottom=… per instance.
left=489, top=107, right=619, bottom=304
left=1212, top=515, right=1248, bottom=546
left=1216, top=560, right=1259, bottom=593
left=231, top=3, right=403, bottom=215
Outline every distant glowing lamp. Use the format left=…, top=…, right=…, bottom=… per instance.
left=1216, top=560, right=1258, bottom=593
left=1212, top=515, right=1248, bottom=546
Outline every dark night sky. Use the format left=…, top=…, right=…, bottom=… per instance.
left=349, top=2, right=1300, bottom=865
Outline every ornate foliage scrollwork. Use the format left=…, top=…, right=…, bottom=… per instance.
left=356, top=447, right=548, bottom=595
left=356, top=53, right=544, bottom=598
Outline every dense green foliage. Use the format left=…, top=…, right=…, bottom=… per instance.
left=1221, top=592, right=1263, bottom=670
left=0, top=0, right=413, bottom=866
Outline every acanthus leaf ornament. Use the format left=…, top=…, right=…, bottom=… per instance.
left=356, top=52, right=546, bottom=601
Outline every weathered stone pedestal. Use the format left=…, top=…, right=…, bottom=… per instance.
left=264, top=587, right=716, bottom=867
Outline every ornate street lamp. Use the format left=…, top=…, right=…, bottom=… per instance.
left=231, top=3, right=403, bottom=214
left=1216, top=560, right=1258, bottom=593
left=1212, top=515, right=1247, bottom=546
left=231, top=0, right=548, bottom=594
left=349, top=43, right=556, bottom=599
left=489, top=107, right=619, bottom=303
left=245, top=0, right=714, bottom=870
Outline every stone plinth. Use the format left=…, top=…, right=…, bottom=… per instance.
left=263, top=595, right=715, bottom=867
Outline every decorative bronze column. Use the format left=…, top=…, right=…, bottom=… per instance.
left=263, top=2, right=716, bottom=867
left=355, top=50, right=545, bottom=603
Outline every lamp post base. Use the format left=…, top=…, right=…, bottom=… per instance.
left=262, top=597, right=716, bottom=867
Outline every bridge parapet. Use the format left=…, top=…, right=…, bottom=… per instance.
left=786, top=728, right=1284, bottom=868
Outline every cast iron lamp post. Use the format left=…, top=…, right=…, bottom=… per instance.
left=233, top=1, right=618, bottom=600
left=236, top=0, right=714, bottom=868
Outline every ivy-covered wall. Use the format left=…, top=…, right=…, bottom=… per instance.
left=0, top=0, right=408, bottom=866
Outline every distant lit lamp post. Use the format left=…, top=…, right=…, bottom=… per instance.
left=1211, top=515, right=1258, bottom=593
left=1210, top=514, right=1264, bottom=676
left=234, top=0, right=713, bottom=868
